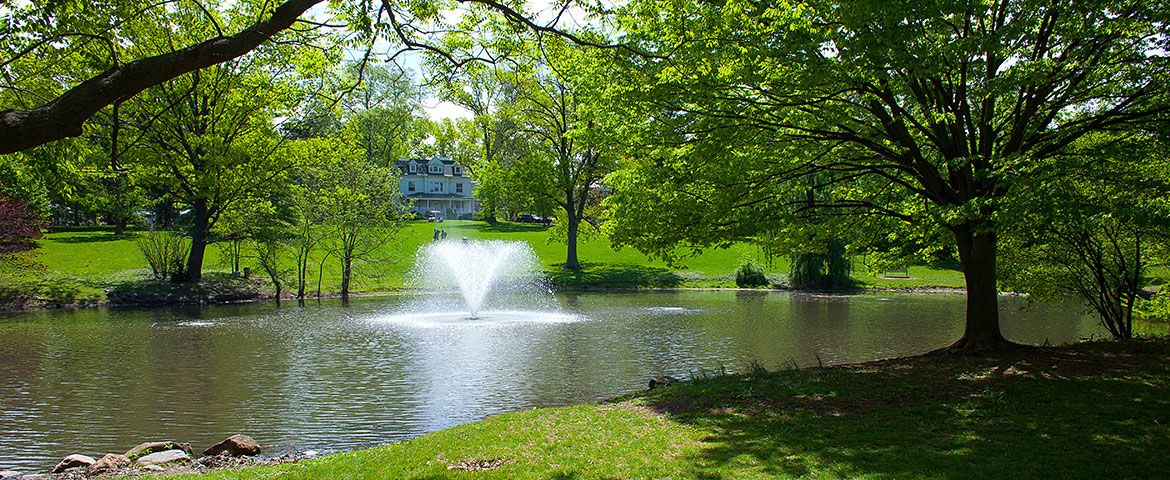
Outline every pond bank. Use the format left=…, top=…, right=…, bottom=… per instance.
left=0, top=282, right=971, bottom=312
left=21, top=337, right=1159, bottom=479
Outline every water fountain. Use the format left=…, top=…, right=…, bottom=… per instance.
left=385, top=239, right=574, bottom=326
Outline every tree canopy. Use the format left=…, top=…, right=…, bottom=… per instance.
left=601, top=0, right=1170, bottom=350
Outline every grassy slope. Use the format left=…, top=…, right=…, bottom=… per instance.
left=155, top=338, right=1170, bottom=479
left=2, top=222, right=967, bottom=304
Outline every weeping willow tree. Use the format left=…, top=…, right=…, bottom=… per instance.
left=788, top=179, right=853, bottom=290
left=790, top=239, right=852, bottom=290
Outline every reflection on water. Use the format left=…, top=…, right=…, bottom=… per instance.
left=0, top=291, right=1117, bottom=470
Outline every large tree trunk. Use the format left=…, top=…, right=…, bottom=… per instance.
left=185, top=198, right=210, bottom=282
left=949, top=223, right=1014, bottom=353
left=564, top=216, right=581, bottom=270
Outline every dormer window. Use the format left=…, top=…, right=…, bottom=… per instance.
left=454, top=165, right=462, bottom=175
left=429, top=165, right=443, bottom=174
left=408, top=163, right=416, bottom=174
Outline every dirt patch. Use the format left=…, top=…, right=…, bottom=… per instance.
left=447, top=458, right=510, bottom=472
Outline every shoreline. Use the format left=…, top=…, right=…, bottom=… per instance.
left=0, top=285, right=974, bottom=313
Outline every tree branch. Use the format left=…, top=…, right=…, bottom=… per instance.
left=0, top=0, right=323, bottom=154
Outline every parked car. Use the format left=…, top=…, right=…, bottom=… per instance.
left=517, top=214, right=543, bottom=223
left=426, top=210, right=444, bottom=222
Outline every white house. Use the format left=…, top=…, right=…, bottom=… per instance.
left=394, top=157, right=477, bottom=219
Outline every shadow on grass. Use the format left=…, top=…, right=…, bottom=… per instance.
left=638, top=340, right=1170, bottom=479
left=47, top=232, right=139, bottom=243
left=0, top=279, right=104, bottom=308
left=449, top=221, right=550, bottom=234
left=550, top=262, right=683, bottom=289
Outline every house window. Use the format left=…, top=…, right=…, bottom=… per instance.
left=408, top=163, right=416, bottom=173
left=454, top=165, right=462, bottom=175
left=429, top=165, right=442, bottom=174
left=407, top=181, right=415, bottom=192
left=456, top=183, right=463, bottom=193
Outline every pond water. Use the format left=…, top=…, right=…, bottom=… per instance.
left=0, top=291, right=1103, bottom=470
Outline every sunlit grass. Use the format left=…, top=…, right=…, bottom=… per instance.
left=2, top=221, right=967, bottom=305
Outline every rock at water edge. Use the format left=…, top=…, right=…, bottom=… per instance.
left=648, top=375, right=679, bottom=389
left=51, top=454, right=96, bottom=473
left=125, top=441, right=194, bottom=459
left=202, top=434, right=262, bottom=457
left=135, top=450, right=191, bottom=467
left=90, top=453, right=131, bottom=472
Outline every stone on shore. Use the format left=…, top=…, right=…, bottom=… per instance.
left=648, top=375, right=679, bottom=389
left=135, top=449, right=191, bottom=467
left=51, top=454, right=95, bottom=473
left=202, top=434, right=262, bottom=457
left=125, top=441, right=193, bottom=459
left=89, top=453, right=131, bottom=472
left=0, top=470, right=21, bottom=479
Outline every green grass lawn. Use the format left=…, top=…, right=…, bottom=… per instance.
left=144, top=338, right=1170, bottom=479
left=1, top=221, right=967, bottom=305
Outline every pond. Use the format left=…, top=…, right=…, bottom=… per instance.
left=0, top=291, right=1103, bottom=470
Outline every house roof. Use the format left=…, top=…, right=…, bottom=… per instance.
left=394, top=156, right=459, bottom=167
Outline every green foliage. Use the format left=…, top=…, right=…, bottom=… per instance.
left=999, top=132, right=1170, bottom=339
left=316, top=139, right=411, bottom=297
left=788, top=239, right=852, bottom=291
left=342, top=64, right=427, bottom=164
left=134, top=230, right=189, bottom=281
left=427, top=29, right=622, bottom=269
left=1137, top=292, right=1170, bottom=323
left=600, top=0, right=1170, bottom=346
left=734, top=261, right=768, bottom=288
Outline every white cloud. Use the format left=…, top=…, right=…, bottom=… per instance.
left=424, top=99, right=474, bottom=121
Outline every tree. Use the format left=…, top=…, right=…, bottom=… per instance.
left=603, top=0, right=1170, bottom=351
left=319, top=143, right=410, bottom=301
left=120, top=3, right=323, bottom=283
left=437, top=34, right=619, bottom=270
left=342, top=65, right=426, bottom=165
left=133, top=55, right=298, bottom=282
left=429, top=59, right=515, bottom=221
left=279, top=137, right=346, bottom=303
left=0, top=0, right=607, bottom=154
left=1000, top=131, right=1170, bottom=339
left=250, top=204, right=295, bottom=306
left=0, top=0, right=324, bottom=153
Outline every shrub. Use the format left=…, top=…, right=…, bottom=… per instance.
left=0, top=192, right=45, bottom=254
left=1136, top=291, right=1170, bottom=323
left=735, top=262, right=769, bottom=288
left=135, top=230, right=189, bottom=281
